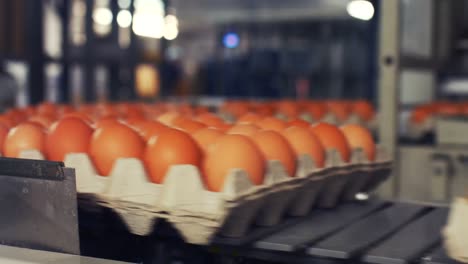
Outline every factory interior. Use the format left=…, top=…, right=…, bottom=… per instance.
left=0, top=0, right=467, bottom=263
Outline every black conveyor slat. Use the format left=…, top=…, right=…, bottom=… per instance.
left=254, top=200, right=387, bottom=252
left=212, top=215, right=308, bottom=246
left=306, top=203, right=426, bottom=260
left=423, top=247, right=464, bottom=264
left=363, top=208, right=449, bottom=264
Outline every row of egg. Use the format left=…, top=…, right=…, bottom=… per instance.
left=410, top=101, right=468, bottom=124
left=220, top=99, right=375, bottom=122
left=0, top=102, right=376, bottom=192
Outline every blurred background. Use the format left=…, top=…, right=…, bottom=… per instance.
left=1, top=0, right=468, bottom=203
left=0, top=0, right=379, bottom=103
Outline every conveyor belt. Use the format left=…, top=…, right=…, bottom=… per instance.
left=78, top=200, right=463, bottom=264
left=208, top=201, right=462, bottom=264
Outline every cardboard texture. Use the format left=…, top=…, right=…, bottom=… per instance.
left=17, top=145, right=391, bottom=245
left=443, top=197, right=468, bottom=263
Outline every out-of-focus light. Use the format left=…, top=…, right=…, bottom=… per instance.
left=165, top=14, right=178, bottom=26
left=133, top=13, right=164, bottom=38
left=117, top=10, right=132, bottom=27
left=347, top=0, right=374, bottom=21
left=356, top=193, right=369, bottom=201
left=223, top=32, right=240, bottom=49
left=164, top=25, right=178, bottom=40
left=163, top=14, right=178, bottom=40
left=136, top=64, right=160, bottom=98
left=93, top=7, right=113, bottom=25
left=118, top=0, right=131, bottom=9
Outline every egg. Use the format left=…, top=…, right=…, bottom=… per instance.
left=327, top=101, right=350, bottom=121
left=257, top=117, right=288, bottom=132
left=282, top=126, right=325, bottom=168
left=4, top=122, right=46, bottom=158
left=287, top=118, right=310, bottom=128
left=251, top=130, right=296, bottom=177
left=352, top=100, right=375, bottom=121
left=157, top=111, right=180, bottom=125
left=89, top=122, right=145, bottom=176
left=220, top=101, right=250, bottom=118
left=0, top=125, right=9, bottom=154
left=131, top=120, right=169, bottom=141
left=340, top=124, right=376, bottom=161
left=253, top=103, right=274, bottom=116
left=311, top=122, right=351, bottom=162
left=46, top=117, right=94, bottom=161
left=6, top=109, right=27, bottom=123
left=237, top=113, right=263, bottom=124
left=410, top=106, right=433, bottom=124
left=192, top=128, right=224, bottom=153
left=228, top=124, right=259, bottom=136
left=28, top=115, right=55, bottom=128
left=276, top=101, right=300, bottom=119
left=94, top=117, right=122, bottom=129
left=436, top=103, right=461, bottom=116
left=196, top=113, right=225, bottom=127
left=144, top=128, right=202, bottom=183
left=63, top=112, right=94, bottom=124
left=36, top=102, right=57, bottom=117
left=0, top=115, right=15, bottom=128
left=203, top=134, right=265, bottom=192
left=172, top=117, right=206, bottom=133
left=58, top=105, right=74, bottom=117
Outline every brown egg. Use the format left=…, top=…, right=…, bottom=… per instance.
left=28, top=115, right=55, bottom=129
left=203, top=134, right=265, bottom=192
left=257, top=117, right=288, bottom=132
left=311, top=122, right=351, bottom=162
left=287, top=118, right=310, bottom=128
left=46, top=117, right=94, bottom=161
left=157, top=111, right=180, bottom=125
left=237, top=113, right=263, bottom=124
left=173, top=118, right=206, bottom=133
left=144, top=128, right=202, bottom=184
left=192, top=128, right=224, bottom=154
left=228, top=124, right=260, bottom=136
left=282, top=126, right=325, bottom=168
left=129, top=120, right=169, bottom=141
left=340, top=124, right=376, bottom=161
left=251, top=130, right=297, bottom=177
left=0, top=124, right=9, bottom=154
left=352, top=100, right=375, bottom=121
left=4, top=122, right=46, bottom=158
left=89, top=122, right=145, bottom=176
left=196, top=113, right=225, bottom=127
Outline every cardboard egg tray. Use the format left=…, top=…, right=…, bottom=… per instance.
left=18, top=147, right=391, bottom=245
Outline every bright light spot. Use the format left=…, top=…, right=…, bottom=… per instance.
left=356, top=193, right=369, bottom=201
left=164, top=25, right=178, bottom=40
left=93, top=7, right=113, bottom=25
left=134, top=0, right=164, bottom=11
left=133, top=13, right=164, bottom=38
left=165, top=14, right=178, bottom=26
left=118, top=0, right=131, bottom=9
left=117, top=10, right=132, bottom=27
left=347, top=0, right=374, bottom=21
left=223, top=33, right=240, bottom=49
left=163, top=14, right=179, bottom=40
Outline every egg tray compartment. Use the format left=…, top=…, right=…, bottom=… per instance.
left=17, top=146, right=391, bottom=245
